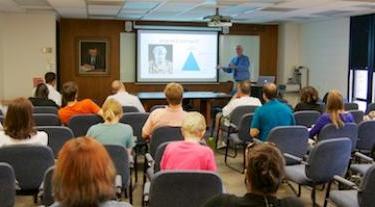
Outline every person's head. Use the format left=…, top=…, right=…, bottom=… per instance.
left=164, top=82, right=184, bottom=106
left=88, top=48, right=98, bottom=57
left=111, top=80, right=126, bottom=94
left=4, top=97, right=36, bottom=140
left=181, top=112, right=206, bottom=141
left=245, top=143, right=285, bottom=195
left=34, top=83, right=49, bottom=99
left=300, top=86, right=319, bottom=104
left=62, top=82, right=78, bottom=106
left=45, top=72, right=57, bottom=86
left=102, top=99, right=122, bottom=123
left=235, top=45, right=244, bottom=56
left=326, top=90, right=345, bottom=128
left=153, top=46, right=167, bottom=63
left=262, top=83, right=277, bottom=102
left=53, top=137, right=116, bottom=207
left=237, top=80, right=251, bottom=96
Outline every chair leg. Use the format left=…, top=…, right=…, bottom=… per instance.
left=298, top=184, right=301, bottom=197
left=129, top=179, right=133, bottom=204
left=33, top=193, right=38, bottom=204
left=134, top=153, right=138, bottom=183
left=311, top=186, right=317, bottom=207
left=323, top=182, right=332, bottom=207
left=242, top=146, right=246, bottom=173
left=224, top=139, right=229, bottom=164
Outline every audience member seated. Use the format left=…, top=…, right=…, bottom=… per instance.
left=29, top=83, right=59, bottom=107
left=204, top=143, right=304, bottom=207
left=309, top=90, right=354, bottom=138
left=364, top=110, right=375, bottom=121
left=0, top=97, right=47, bottom=147
left=250, top=83, right=295, bottom=141
left=142, top=82, right=188, bottom=139
left=160, top=112, right=217, bottom=171
left=87, top=98, right=134, bottom=158
left=32, top=72, right=62, bottom=106
left=294, top=86, right=322, bottom=113
left=106, top=80, right=145, bottom=112
left=51, top=137, right=132, bottom=207
left=215, top=80, right=261, bottom=147
left=58, top=81, right=102, bottom=125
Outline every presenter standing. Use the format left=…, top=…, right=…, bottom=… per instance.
left=218, top=45, right=250, bottom=82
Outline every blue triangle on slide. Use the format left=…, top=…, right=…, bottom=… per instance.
left=182, top=52, right=200, bottom=71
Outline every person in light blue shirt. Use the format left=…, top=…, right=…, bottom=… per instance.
left=221, top=45, right=250, bottom=82
left=250, top=83, right=295, bottom=141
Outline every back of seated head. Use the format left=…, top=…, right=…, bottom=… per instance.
left=262, top=83, right=277, bottom=100
left=164, top=82, right=184, bottom=106
left=246, top=143, right=285, bottom=194
left=34, top=83, right=49, bottom=99
left=102, top=98, right=123, bottom=123
left=4, top=97, right=36, bottom=140
left=44, top=72, right=56, bottom=84
left=181, top=112, right=206, bottom=139
left=300, top=86, right=319, bottom=104
left=111, top=80, right=125, bottom=94
left=62, top=82, right=78, bottom=105
left=53, top=137, right=116, bottom=206
left=238, top=80, right=251, bottom=95
left=326, top=90, right=345, bottom=128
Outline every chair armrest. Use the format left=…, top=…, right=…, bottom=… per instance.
left=115, top=175, right=122, bottom=196
left=143, top=181, right=151, bottom=204
left=284, top=153, right=307, bottom=164
left=353, top=152, right=374, bottom=163
left=333, top=175, right=359, bottom=190
left=145, top=153, right=154, bottom=167
left=229, top=123, right=238, bottom=129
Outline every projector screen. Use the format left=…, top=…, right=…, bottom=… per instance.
left=137, top=29, right=218, bottom=82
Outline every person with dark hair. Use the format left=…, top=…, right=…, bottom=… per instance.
left=250, top=83, right=295, bottom=141
left=44, top=72, right=62, bottom=106
left=0, top=98, right=48, bottom=146
left=294, top=86, right=322, bottom=113
left=58, top=81, right=102, bottom=125
left=29, top=83, right=58, bottom=107
left=204, top=143, right=304, bottom=207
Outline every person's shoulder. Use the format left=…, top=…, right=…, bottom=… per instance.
left=279, top=196, right=305, bottom=207
left=203, top=194, right=240, bottom=207
left=35, top=131, right=48, bottom=138
left=80, top=99, right=95, bottom=104
left=117, top=123, right=132, bottom=131
left=100, top=201, right=132, bottom=207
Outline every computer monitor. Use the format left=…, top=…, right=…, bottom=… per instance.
left=256, top=76, right=275, bottom=85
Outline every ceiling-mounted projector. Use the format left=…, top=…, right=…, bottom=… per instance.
left=204, top=8, right=233, bottom=27
left=207, top=21, right=232, bottom=27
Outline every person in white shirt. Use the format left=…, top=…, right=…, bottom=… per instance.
left=0, top=98, right=48, bottom=147
left=214, top=80, right=261, bottom=148
left=106, top=80, right=145, bottom=113
left=32, top=72, right=62, bottom=106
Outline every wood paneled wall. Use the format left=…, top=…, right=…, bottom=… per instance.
left=59, top=19, right=278, bottom=104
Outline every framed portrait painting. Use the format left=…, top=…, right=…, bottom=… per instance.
left=76, top=38, right=110, bottom=75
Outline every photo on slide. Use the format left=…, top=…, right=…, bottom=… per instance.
left=148, top=44, right=173, bottom=74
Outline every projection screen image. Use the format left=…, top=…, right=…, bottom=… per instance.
left=137, top=29, right=218, bottom=82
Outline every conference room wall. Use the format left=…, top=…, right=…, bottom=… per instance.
left=0, top=12, right=57, bottom=100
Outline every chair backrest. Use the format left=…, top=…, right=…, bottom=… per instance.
left=366, top=103, right=375, bottom=114
left=150, top=105, right=166, bottom=112
left=122, top=106, right=139, bottom=113
left=119, top=112, right=149, bottom=142
left=358, top=165, right=375, bottom=207
left=306, top=138, right=352, bottom=183
left=0, top=145, right=54, bottom=190
left=153, top=141, right=172, bottom=173
left=0, top=162, right=15, bottom=207
left=41, top=166, right=55, bottom=206
left=237, top=113, right=253, bottom=142
left=319, top=103, right=326, bottom=113
left=36, top=126, right=74, bottom=158
left=67, top=114, right=103, bottom=137
left=33, top=106, right=58, bottom=114
left=33, top=114, right=61, bottom=126
left=267, top=126, right=309, bottom=165
left=345, top=103, right=359, bottom=111
left=294, top=110, right=321, bottom=128
left=349, top=110, right=364, bottom=124
left=149, top=126, right=184, bottom=157
left=357, top=120, right=375, bottom=151
left=104, top=145, right=130, bottom=187
left=318, top=123, right=358, bottom=151
left=229, top=105, right=258, bottom=127
left=149, top=171, right=223, bottom=207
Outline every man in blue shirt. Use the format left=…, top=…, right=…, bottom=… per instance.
left=221, top=45, right=250, bottom=82
left=250, top=83, right=295, bottom=141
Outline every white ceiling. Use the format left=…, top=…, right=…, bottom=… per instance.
left=1, top=0, right=375, bottom=23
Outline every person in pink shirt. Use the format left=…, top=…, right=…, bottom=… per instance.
left=160, top=112, right=217, bottom=171
left=142, top=82, right=188, bottom=139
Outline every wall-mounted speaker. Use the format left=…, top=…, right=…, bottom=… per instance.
left=125, top=21, right=133, bottom=32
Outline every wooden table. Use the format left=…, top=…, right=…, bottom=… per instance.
left=137, top=91, right=232, bottom=125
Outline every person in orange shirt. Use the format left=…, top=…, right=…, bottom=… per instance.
left=142, top=82, right=188, bottom=139
left=58, top=81, right=102, bottom=125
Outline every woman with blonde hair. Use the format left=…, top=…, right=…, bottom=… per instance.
left=87, top=98, right=134, bottom=156
left=309, top=90, right=354, bottom=138
left=51, top=137, right=132, bottom=207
